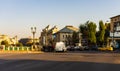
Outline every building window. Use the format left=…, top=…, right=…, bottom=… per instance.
left=66, top=35, right=67, bottom=38
left=63, top=35, right=64, bottom=38
left=68, top=35, right=70, bottom=38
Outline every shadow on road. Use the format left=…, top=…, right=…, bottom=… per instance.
left=0, top=59, right=120, bottom=71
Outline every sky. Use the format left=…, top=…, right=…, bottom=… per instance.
left=0, top=0, right=120, bottom=39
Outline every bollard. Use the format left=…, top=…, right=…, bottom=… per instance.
left=27, top=47, right=29, bottom=51
left=17, top=47, right=19, bottom=51
left=13, top=47, right=15, bottom=51
left=3, top=47, right=5, bottom=51
left=8, top=47, right=10, bottom=51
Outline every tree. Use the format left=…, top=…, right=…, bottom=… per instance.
left=104, top=22, right=110, bottom=45
left=88, top=22, right=97, bottom=44
left=72, top=31, right=79, bottom=46
left=16, top=43, right=23, bottom=47
left=26, top=41, right=33, bottom=46
left=98, top=20, right=105, bottom=46
left=79, top=21, right=89, bottom=38
left=1, top=40, right=9, bottom=47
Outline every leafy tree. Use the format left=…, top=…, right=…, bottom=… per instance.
left=79, top=21, right=89, bottom=38
left=16, top=43, right=23, bottom=47
left=79, top=21, right=97, bottom=47
left=98, top=20, right=105, bottom=46
left=88, top=22, right=97, bottom=44
left=66, top=35, right=72, bottom=46
left=26, top=42, right=33, bottom=46
left=72, top=31, right=79, bottom=46
left=104, top=22, right=110, bottom=45
left=1, top=40, right=9, bottom=47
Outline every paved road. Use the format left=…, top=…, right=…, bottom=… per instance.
left=0, top=52, right=120, bottom=71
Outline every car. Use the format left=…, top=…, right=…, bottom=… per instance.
left=42, top=46, right=54, bottom=52
left=74, top=46, right=80, bottom=51
left=91, top=45, right=98, bottom=50
left=74, top=46, right=85, bottom=51
left=84, top=46, right=89, bottom=50
left=66, top=45, right=75, bottom=51
left=98, top=46, right=113, bottom=51
left=55, top=42, right=67, bottom=52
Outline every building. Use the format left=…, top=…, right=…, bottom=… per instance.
left=109, top=15, right=120, bottom=48
left=40, top=25, right=59, bottom=46
left=54, top=25, right=81, bottom=46
left=19, top=37, right=39, bottom=46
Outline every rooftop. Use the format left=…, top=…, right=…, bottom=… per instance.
left=110, top=15, right=120, bottom=19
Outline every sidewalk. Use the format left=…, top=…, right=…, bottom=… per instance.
left=0, top=51, right=44, bottom=54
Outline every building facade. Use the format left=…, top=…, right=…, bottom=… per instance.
left=54, top=25, right=81, bottom=46
left=109, top=15, right=120, bottom=48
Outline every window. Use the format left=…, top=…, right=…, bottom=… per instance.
left=68, top=35, right=71, bottom=38
left=63, top=35, right=64, bottom=38
left=66, top=35, right=67, bottom=38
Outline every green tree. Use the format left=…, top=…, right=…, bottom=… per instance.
left=1, top=40, right=9, bottom=47
left=104, top=22, right=110, bottom=45
left=79, top=21, right=89, bottom=38
left=16, top=43, right=23, bottom=47
left=98, top=20, right=105, bottom=46
left=26, top=42, right=33, bottom=46
left=88, top=22, right=97, bottom=44
left=72, top=31, right=79, bottom=46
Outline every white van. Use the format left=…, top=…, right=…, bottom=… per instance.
left=55, top=42, right=67, bottom=52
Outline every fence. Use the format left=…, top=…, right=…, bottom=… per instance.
left=1, top=46, right=32, bottom=51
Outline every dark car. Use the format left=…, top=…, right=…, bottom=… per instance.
left=66, top=46, right=75, bottom=51
left=42, top=46, right=54, bottom=52
left=91, top=45, right=98, bottom=50
left=84, top=46, right=89, bottom=50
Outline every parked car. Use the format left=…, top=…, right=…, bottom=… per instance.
left=91, top=45, right=98, bottom=50
left=74, top=46, right=85, bottom=51
left=66, top=45, right=75, bottom=51
left=74, top=46, right=80, bottom=51
left=84, top=46, right=89, bottom=50
left=42, top=45, right=54, bottom=52
left=98, top=46, right=113, bottom=51
left=55, top=42, right=67, bottom=52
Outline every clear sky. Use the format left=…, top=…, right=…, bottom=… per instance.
left=0, top=0, right=120, bottom=39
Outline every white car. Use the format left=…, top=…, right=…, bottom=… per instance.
left=55, top=42, right=67, bottom=52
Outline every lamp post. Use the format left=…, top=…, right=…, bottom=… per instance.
left=31, top=27, right=36, bottom=49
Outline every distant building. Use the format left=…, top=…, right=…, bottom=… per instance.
left=19, top=37, right=39, bottom=46
left=19, top=38, right=32, bottom=46
left=54, top=25, right=81, bottom=46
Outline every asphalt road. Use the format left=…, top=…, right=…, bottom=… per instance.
left=0, top=52, right=120, bottom=71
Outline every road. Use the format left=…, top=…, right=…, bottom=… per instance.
left=0, top=51, right=120, bottom=71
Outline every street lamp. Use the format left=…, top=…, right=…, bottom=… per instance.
left=31, top=27, right=36, bottom=49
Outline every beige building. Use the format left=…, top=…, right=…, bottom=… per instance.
left=54, top=25, right=81, bottom=46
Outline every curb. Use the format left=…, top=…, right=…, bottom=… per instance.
left=0, top=51, right=44, bottom=54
